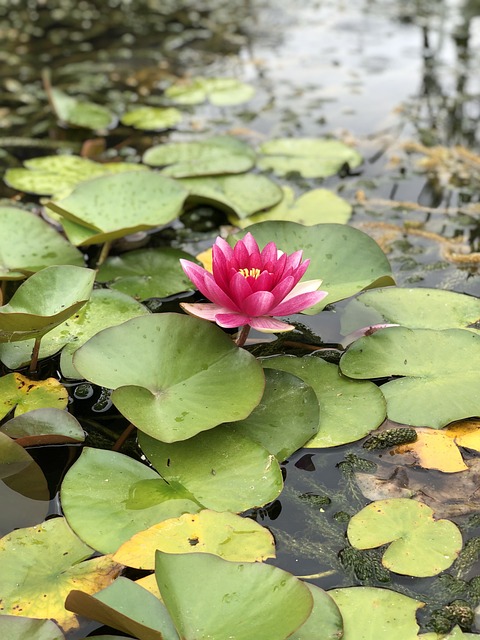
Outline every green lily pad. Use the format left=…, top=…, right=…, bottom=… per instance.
left=73, top=314, right=265, bottom=442
left=121, top=106, right=183, bottom=131
left=113, top=510, right=275, bottom=569
left=341, top=287, right=480, bottom=338
left=155, top=551, right=313, bottom=639
left=0, top=373, right=68, bottom=420
left=329, top=586, right=423, bottom=640
left=4, top=155, right=148, bottom=198
left=340, top=327, right=480, bottom=428
left=258, top=138, right=363, bottom=178
left=143, top=136, right=256, bottom=177
left=0, top=617, right=65, bottom=640
left=225, top=368, right=319, bottom=460
left=234, top=222, right=394, bottom=312
left=262, top=355, right=386, bottom=447
left=229, top=186, right=352, bottom=228
left=165, top=76, right=255, bottom=106
left=347, top=499, right=462, bottom=577
left=0, top=265, right=95, bottom=342
left=50, top=87, right=115, bottom=130
left=0, top=205, right=84, bottom=279
left=47, top=172, right=187, bottom=246
left=96, top=247, right=197, bottom=300
left=0, top=517, right=122, bottom=633
left=66, top=577, right=179, bottom=640
left=60, top=447, right=200, bottom=554
left=180, top=174, right=283, bottom=219
left=0, top=289, right=149, bottom=374
left=138, top=427, right=283, bottom=512
left=0, top=408, right=84, bottom=444
left=290, top=583, right=344, bottom=640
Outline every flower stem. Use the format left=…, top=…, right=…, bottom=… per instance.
left=235, top=325, right=251, bottom=347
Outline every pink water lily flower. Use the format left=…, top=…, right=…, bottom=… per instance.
left=180, top=233, right=327, bottom=333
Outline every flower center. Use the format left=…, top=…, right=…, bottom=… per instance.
left=239, top=267, right=261, bottom=279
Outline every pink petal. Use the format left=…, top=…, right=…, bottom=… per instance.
left=290, top=259, right=310, bottom=286
left=269, top=290, right=328, bottom=316
left=233, top=239, right=250, bottom=266
left=269, top=275, right=296, bottom=305
left=215, top=312, right=251, bottom=328
left=241, top=232, right=261, bottom=255
left=228, top=270, right=254, bottom=306
left=282, top=279, right=324, bottom=302
left=202, top=276, right=240, bottom=311
left=252, top=271, right=275, bottom=292
left=260, top=241, right=277, bottom=264
left=248, top=316, right=295, bottom=332
left=243, top=290, right=276, bottom=316
left=180, top=302, right=228, bottom=321
left=180, top=259, right=209, bottom=292
left=284, top=250, right=304, bottom=272
left=213, top=237, right=234, bottom=261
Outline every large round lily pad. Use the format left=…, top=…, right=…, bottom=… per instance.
left=47, top=172, right=188, bottom=245
left=154, top=551, right=313, bottom=640
left=262, top=355, right=386, bottom=447
left=61, top=447, right=200, bottom=554
left=234, top=222, right=394, bottom=312
left=258, top=137, right=362, bottom=178
left=143, top=136, right=256, bottom=177
left=138, top=427, right=283, bottom=513
left=341, top=287, right=480, bottom=337
left=0, top=205, right=84, bottom=279
left=347, top=499, right=462, bottom=577
left=329, top=586, right=423, bottom=640
left=340, top=326, right=480, bottom=428
left=73, top=314, right=265, bottom=442
left=0, top=265, right=95, bottom=342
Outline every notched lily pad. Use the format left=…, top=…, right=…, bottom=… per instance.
left=340, top=327, right=480, bottom=428
left=121, top=106, right=182, bottom=131
left=347, top=498, right=462, bottom=577
left=165, top=76, right=255, bottom=106
left=258, top=137, right=363, bottom=178
left=143, top=136, right=256, bottom=177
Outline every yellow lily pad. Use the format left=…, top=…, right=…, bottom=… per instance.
left=0, top=373, right=68, bottom=420
left=113, top=510, right=275, bottom=570
left=394, top=429, right=468, bottom=473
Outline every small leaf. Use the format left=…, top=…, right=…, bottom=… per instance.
left=113, top=510, right=275, bottom=569
left=230, top=186, right=352, bottom=228
left=0, top=517, right=122, bottom=633
left=121, top=106, right=182, bottom=131
left=143, top=136, right=255, bottom=177
left=165, top=77, right=254, bottom=106
left=155, top=551, right=313, bottom=640
left=0, top=374, right=68, bottom=420
left=258, top=137, right=362, bottom=178
left=50, top=87, right=115, bottom=130
left=347, top=498, right=462, bottom=577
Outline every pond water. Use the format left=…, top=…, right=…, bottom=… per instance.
left=1, top=0, right=480, bottom=637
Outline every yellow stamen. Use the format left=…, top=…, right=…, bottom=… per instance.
left=239, top=267, right=261, bottom=279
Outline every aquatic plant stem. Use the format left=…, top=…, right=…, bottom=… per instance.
left=235, top=325, right=251, bottom=347
left=112, top=422, right=136, bottom=452
left=29, top=336, right=42, bottom=374
left=96, top=240, right=113, bottom=269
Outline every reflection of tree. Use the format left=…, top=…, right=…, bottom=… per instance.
left=410, top=0, right=480, bottom=148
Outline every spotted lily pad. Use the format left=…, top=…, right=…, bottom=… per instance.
left=47, top=172, right=187, bottom=246
left=0, top=265, right=95, bottom=342
left=138, top=427, right=283, bottom=513
left=340, top=327, right=480, bottom=428
left=73, top=314, right=265, bottom=442
left=0, top=374, right=68, bottom=420
left=258, top=138, right=363, bottom=178
left=340, top=288, right=480, bottom=338
left=235, top=222, right=394, bottom=312
left=50, top=87, right=116, bottom=130
left=0, top=517, right=122, bottom=633
left=329, top=586, right=423, bottom=640
left=143, top=136, right=256, bottom=177
left=0, top=289, right=149, bottom=375
left=61, top=448, right=200, bottom=554
left=113, top=510, right=275, bottom=569
left=0, top=205, right=84, bottom=279
left=180, top=174, right=283, bottom=219
left=347, top=498, right=462, bottom=577
left=121, top=106, right=182, bottom=131
left=262, top=355, right=386, bottom=447
left=4, top=155, right=148, bottom=198
left=96, top=247, right=197, bottom=300
left=229, top=186, right=352, bottom=228
left=154, top=551, right=313, bottom=640
left=165, top=76, right=255, bottom=106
